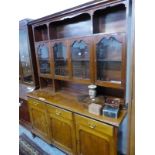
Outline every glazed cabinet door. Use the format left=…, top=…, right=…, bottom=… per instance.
left=28, top=98, right=50, bottom=142
left=94, top=33, right=126, bottom=89
left=69, top=36, right=94, bottom=84
left=35, top=41, right=52, bottom=78
left=50, top=40, right=70, bottom=80
left=75, top=114, right=117, bottom=155
left=47, top=105, right=76, bottom=155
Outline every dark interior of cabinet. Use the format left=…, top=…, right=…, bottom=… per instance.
left=53, top=80, right=125, bottom=105
left=54, top=80, right=88, bottom=96
left=39, top=77, right=53, bottom=90
left=93, top=4, right=126, bottom=34
left=96, top=86, right=124, bottom=100
left=49, top=13, right=91, bottom=39
left=19, top=99, right=31, bottom=123
left=71, top=40, right=90, bottom=79
left=72, top=61, right=90, bottom=79
left=34, top=25, right=48, bottom=42
left=97, top=61, right=121, bottom=82
left=53, top=42, right=68, bottom=76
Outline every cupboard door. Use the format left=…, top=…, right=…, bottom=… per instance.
left=51, top=40, right=70, bottom=79
left=48, top=106, right=76, bottom=154
left=19, top=99, right=31, bottom=124
left=35, top=42, right=52, bottom=78
left=75, top=115, right=116, bottom=155
left=28, top=100, right=49, bottom=142
left=94, top=33, right=126, bottom=89
left=69, top=36, right=94, bottom=84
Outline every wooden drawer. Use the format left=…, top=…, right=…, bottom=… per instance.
left=75, top=114, right=113, bottom=137
left=47, top=105, right=72, bottom=121
left=28, top=98, right=46, bottom=109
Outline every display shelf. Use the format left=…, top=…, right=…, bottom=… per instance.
left=34, top=24, right=48, bottom=42
left=93, top=4, right=126, bottom=34
left=49, top=13, right=91, bottom=40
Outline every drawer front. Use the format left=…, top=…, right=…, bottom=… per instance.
left=28, top=98, right=46, bottom=109
left=75, top=114, right=113, bottom=137
left=47, top=105, right=72, bottom=120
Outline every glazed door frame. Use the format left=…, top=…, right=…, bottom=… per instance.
left=50, top=39, right=71, bottom=81
left=35, top=41, right=53, bottom=79
left=94, top=33, right=126, bottom=89
left=69, top=36, right=94, bottom=84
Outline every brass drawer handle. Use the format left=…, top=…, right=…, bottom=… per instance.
left=55, top=110, right=61, bottom=116
left=33, top=102, right=39, bottom=106
left=88, top=123, right=96, bottom=129
left=38, top=97, right=45, bottom=101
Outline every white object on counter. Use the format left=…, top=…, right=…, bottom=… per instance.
left=88, top=103, right=102, bottom=115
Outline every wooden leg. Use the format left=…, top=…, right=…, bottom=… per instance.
left=31, top=132, right=36, bottom=138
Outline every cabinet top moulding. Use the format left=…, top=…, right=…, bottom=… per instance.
left=28, top=0, right=127, bottom=26
left=34, top=31, right=126, bottom=44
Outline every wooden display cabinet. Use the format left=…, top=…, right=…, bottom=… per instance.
left=19, top=19, right=39, bottom=128
left=26, top=0, right=130, bottom=154
left=30, top=3, right=127, bottom=89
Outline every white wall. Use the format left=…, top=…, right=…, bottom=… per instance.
left=18, top=0, right=91, bottom=20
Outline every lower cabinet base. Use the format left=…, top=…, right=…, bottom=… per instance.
left=28, top=97, right=121, bottom=155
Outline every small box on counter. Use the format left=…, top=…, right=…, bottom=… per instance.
left=102, top=105, right=119, bottom=118
left=88, top=103, right=102, bottom=115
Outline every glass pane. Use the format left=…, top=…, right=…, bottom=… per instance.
left=71, top=40, right=90, bottom=79
left=53, top=43, right=68, bottom=76
left=96, top=36, right=122, bottom=83
left=37, top=44, right=51, bottom=74
left=71, top=40, right=89, bottom=60
left=72, top=61, right=89, bottom=79
left=19, top=29, right=33, bottom=83
left=19, top=60, right=23, bottom=81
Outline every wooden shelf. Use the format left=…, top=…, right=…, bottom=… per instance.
left=93, top=4, right=126, bottom=34
left=49, top=13, right=92, bottom=40
left=34, top=24, right=48, bottom=42
left=72, top=59, right=89, bottom=61
left=97, top=59, right=121, bottom=62
left=55, top=59, right=67, bottom=61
